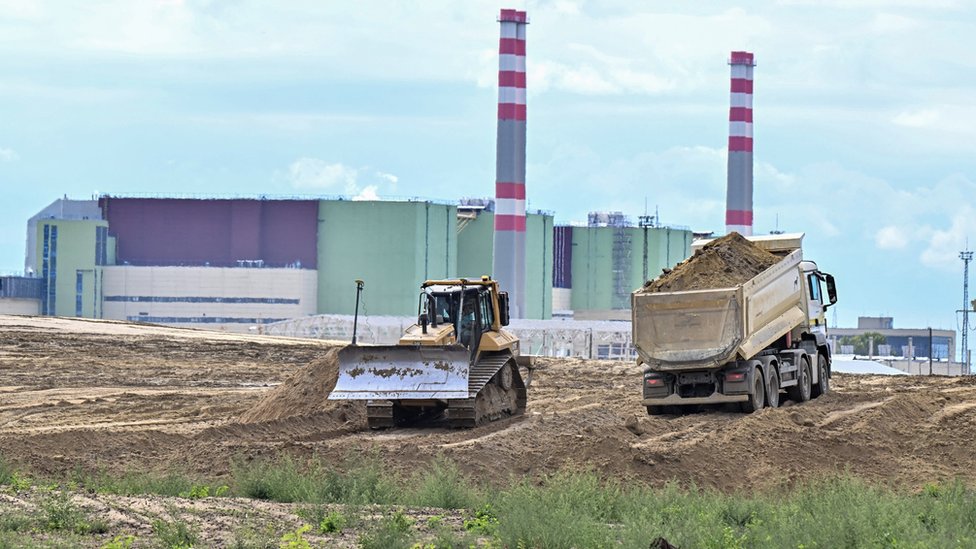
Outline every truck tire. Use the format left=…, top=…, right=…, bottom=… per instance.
left=812, top=353, right=830, bottom=398
left=765, top=368, right=780, bottom=408
left=740, top=368, right=765, bottom=413
left=646, top=405, right=665, bottom=416
left=787, top=357, right=812, bottom=402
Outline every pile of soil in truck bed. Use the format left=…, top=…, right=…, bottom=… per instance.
left=641, top=232, right=780, bottom=292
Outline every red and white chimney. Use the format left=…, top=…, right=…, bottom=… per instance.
left=726, top=50, right=755, bottom=236
left=492, top=8, right=528, bottom=318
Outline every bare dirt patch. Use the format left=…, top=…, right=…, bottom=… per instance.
left=641, top=232, right=780, bottom=292
left=3, top=315, right=976, bottom=493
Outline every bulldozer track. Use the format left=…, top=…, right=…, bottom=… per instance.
left=364, top=353, right=527, bottom=429
left=446, top=353, right=526, bottom=428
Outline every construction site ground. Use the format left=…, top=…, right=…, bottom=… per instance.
left=2, top=315, right=976, bottom=545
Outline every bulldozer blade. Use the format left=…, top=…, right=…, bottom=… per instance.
left=328, top=345, right=472, bottom=401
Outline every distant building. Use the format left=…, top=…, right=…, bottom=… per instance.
left=830, top=316, right=955, bottom=360
left=552, top=212, right=693, bottom=321
left=19, top=195, right=556, bottom=331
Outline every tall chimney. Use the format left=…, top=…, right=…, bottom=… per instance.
left=493, top=8, right=528, bottom=318
left=726, top=50, right=755, bottom=236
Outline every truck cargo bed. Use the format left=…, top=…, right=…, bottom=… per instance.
left=632, top=249, right=805, bottom=371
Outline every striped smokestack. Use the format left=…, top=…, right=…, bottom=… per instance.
left=493, top=8, right=528, bottom=318
left=726, top=50, right=755, bottom=236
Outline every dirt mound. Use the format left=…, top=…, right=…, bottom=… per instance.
left=238, top=347, right=363, bottom=424
left=9, top=316, right=976, bottom=493
left=641, top=232, right=780, bottom=292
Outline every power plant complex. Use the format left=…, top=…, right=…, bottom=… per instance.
left=0, top=9, right=957, bottom=368
left=0, top=8, right=699, bottom=333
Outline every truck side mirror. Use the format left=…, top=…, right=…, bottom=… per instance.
left=498, top=292, right=510, bottom=326
left=824, top=274, right=837, bottom=306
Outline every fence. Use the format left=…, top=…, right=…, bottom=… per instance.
left=265, top=314, right=637, bottom=360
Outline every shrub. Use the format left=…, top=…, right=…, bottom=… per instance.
left=358, top=510, right=415, bottom=549
left=409, top=459, right=481, bottom=510
left=279, top=524, right=312, bottom=549
left=153, top=517, right=198, bottom=549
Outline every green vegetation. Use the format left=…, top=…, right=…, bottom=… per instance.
left=278, top=524, right=312, bottom=549
left=70, top=469, right=198, bottom=497
left=100, top=534, right=136, bottom=549
left=358, top=509, right=415, bottom=549
left=3, top=452, right=976, bottom=548
left=409, top=458, right=481, bottom=510
left=839, top=331, right=889, bottom=355
left=152, top=517, right=198, bottom=549
left=232, top=454, right=400, bottom=505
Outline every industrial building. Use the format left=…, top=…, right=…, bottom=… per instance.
left=14, top=195, right=556, bottom=331
left=553, top=212, right=693, bottom=320
left=11, top=196, right=696, bottom=330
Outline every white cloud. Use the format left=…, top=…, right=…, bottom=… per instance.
left=876, top=225, right=909, bottom=249
left=352, top=185, right=379, bottom=201
left=283, top=158, right=401, bottom=200
left=375, top=171, right=399, bottom=185
left=920, top=207, right=976, bottom=270
left=287, top=158, right=357, bottom=190
left=893, top=109, right=941, bottom=128
left=0, top=148, right=18, bottom=162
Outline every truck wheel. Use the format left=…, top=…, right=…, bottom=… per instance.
left=787, top=358, right=812, bottom=402
left=765, top=368, right=780, bottom=408
left=812, top=354, right=830, bottom=398
left=740, top=368, right=765, bottom=413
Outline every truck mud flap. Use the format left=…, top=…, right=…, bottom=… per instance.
left=328, top=345, right=471, bottom=401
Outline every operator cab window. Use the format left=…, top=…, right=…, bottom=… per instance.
left=808, top=273, right=822, bottom=302
left=458, top=290, right=481, bottom=347
left=431, top=294, right=454, bottom=325
left=480, top=290, right=494, bottom=332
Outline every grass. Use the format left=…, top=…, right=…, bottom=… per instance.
left=408, top=458, right=482, bottom=510
left=152, top=517, right=198, bottom=549
left=358, top=509, right=415, bottom=549
left=232, top=453, right=401, bottom=505
left=4, top=450, right=976, bottom=548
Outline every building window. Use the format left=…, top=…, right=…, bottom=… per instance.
left=76, top=271, right=84, bottom=317
left=95, top=226, right=108, bottom=266
left=41, top=224, right=59, bottom=315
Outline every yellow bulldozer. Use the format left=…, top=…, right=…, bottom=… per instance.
left=328, top=276, right=530, bottom=428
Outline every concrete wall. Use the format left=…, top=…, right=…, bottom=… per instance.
left=570, top=225, right=692, bottom=317
left=552, top=288, right=571, bottom=312
left=101, top=266, right=316, bottom=332
left=0, top=299, right=41, bottom=315
left=456, top=210, right=553, bottom=319
left=525, top=213, right=553, bottom=319
left=34, top=219, right=108, bottom=318
left=317, top=200, right=457, bottom=316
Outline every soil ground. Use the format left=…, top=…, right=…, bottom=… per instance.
left=2, top=315, right=976, bottom=545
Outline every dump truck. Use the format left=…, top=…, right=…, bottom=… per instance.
left=632, top=233, right=837, bottom=413
left=329, top=277, right=528, bottom=428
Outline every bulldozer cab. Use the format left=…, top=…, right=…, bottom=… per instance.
left=421, top=283, right=494, bottom=351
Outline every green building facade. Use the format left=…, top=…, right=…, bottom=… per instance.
left=456, top=210, right=553, bottom=320
left=570, top=226, right=692, bottom=318
left=34, top=219, right=111, bottom=318
left=317, top=200, right=457, bottom=316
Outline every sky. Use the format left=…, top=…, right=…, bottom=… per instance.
left=1, top=0, right=975, bottom=353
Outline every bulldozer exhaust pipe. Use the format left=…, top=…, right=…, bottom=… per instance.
left=352, top=279, right=364, bottom=345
